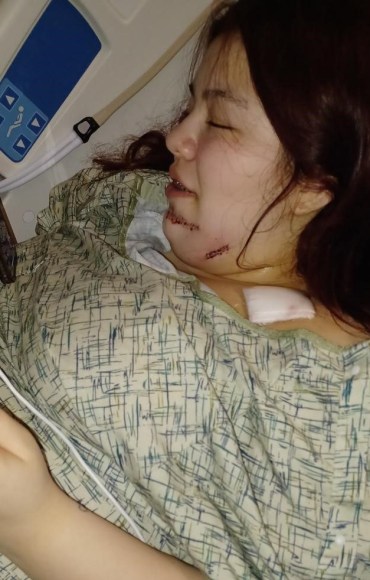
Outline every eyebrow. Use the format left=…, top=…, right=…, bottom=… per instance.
left=189, top=83, right=248, bottom=109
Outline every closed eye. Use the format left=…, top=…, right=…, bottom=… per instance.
left=207, top=120, right=234, bottom=130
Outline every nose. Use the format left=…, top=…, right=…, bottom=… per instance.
left=166, top=114, right=197, bottom=161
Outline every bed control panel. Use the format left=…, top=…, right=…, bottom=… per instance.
left=0, top=0, right=101, bottom=162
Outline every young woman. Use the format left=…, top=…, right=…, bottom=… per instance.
left=1, top=0, right=370, bottom=578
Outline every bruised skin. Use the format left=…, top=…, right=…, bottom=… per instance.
left=164, top=209, right=231, bottom=262
left=164, top=182, right=232, bottom=263
left=165, top=209, right=199, bottom=231
left=163, top=216, right=246, bottom=313
left=205, top=245, right=230, bottom=260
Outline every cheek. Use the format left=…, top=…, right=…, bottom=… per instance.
left=188, top=225, right=241, bottom=266
left=197, top=202, right=251, bottom=250
left=197, top=137, right=235, bottom=181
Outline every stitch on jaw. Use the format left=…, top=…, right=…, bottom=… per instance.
left=205, top=245, right=230, bottom=260
left=165, top=209, right=199, bottom=231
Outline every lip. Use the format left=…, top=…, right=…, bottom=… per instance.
left=165, top=181, right=196, bottom=199
left=166, top=168, right=196, bottom=199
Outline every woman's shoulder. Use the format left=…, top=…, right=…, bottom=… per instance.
left=35, top=168, right=169, bottom=236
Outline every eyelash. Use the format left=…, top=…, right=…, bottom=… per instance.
left=207, top=120, right=234, bottom=131
left=183, top=90, right=234, bottom=131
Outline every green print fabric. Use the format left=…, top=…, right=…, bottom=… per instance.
left=0, top=168, right=369, bottom=579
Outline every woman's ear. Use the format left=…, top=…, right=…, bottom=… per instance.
left=291, top=187, right=332, bottom=216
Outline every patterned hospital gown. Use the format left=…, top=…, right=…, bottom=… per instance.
left=0, top=168, right=370, bottom=579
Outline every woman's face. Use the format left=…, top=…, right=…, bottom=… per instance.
left=164, top=35, right=296, bottom=280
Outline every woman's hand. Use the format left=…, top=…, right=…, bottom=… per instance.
left=0, top=407, right=61, bottom=552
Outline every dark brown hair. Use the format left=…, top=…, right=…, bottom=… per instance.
left=229, top=0, right=370, bottom=330
left=93, top=129, right=173, bottom=173
left=95, top=0, right=370, bottom=330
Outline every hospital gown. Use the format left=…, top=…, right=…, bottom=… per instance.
left=0, top=168, right=370, bottom=579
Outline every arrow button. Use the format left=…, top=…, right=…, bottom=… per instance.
left=28, top=112, right=47, bottom=135
left=0, top=86, right=19, bottom=110
left=13, top=134, right=31, bottom=156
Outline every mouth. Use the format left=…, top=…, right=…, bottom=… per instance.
left=172, top=178, right=188, bottom=191
left=166, top=180, right=196, bottom=200
left=166, top=171, right=196, bottom=198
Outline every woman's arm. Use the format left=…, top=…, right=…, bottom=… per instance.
left=0, top=409, right=206, bottom=580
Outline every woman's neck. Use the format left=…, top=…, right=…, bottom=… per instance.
left=164, top=250, right=369, bottom=347
left=164, top=250, right=304, bottom=290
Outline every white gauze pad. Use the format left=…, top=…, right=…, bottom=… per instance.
left=243, top=286, right=315, bottom=324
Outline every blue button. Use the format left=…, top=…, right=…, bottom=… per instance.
left=28, top=112, right=47, bottom=135
left=13, top=134, right=32, bottom=156
left=0, top=86, right=19, bottom=110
